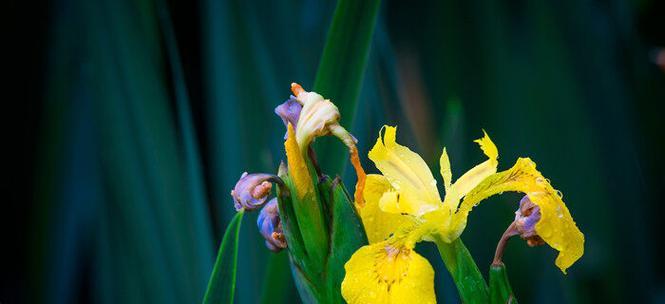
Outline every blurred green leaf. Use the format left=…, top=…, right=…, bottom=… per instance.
left=259, top=253, right=293, bottom=304
left=313, top=0, right=382, bottom=172
left=203, top=211, right=245, bottom=304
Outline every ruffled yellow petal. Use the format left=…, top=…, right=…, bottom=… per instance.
left=341, top=242, right=436, bottom=304
left=439, top=148, right=452, bottom=192
left=360, top=175, right=415, bottom=244
left=474, top=130, right=498, bottom=160
left=449, top=131, right=499, bottom=199
left=451, top=157, right=584, bottom=273
left=368, top=126, right=441, bottom=216
left=284, top=123, right=314, bottom=199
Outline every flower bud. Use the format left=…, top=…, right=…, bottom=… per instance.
left=514, top=195, right=545, bottom=247
left=257, top=198, right=287, bottom=252
left=292, top=86, right=341, bottom=150
left=274, top=96, right=302, bottom=139
left=288, top=83, right=366, bottom=205
left=230, top=172, right=276, bottom=211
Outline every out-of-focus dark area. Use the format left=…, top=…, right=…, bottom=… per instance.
left=4, top=0, right=665, bottom=303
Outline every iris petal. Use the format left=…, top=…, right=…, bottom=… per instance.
left=359, top=175, right=415, bottom=244
left=451, top=157, right=584, bottom=273
left=341, top=242, right=436, bottom=304
left=368, top=126, right=441, bottom=216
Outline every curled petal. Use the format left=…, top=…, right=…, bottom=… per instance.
left=451, top=157, right=584, bottom=273
left=257, top=198, right=287, bottom=252
left=231, top=172, right=279, bottom=211
left=274, top=96, right=302, bottom=139
left=284, top=124, right=315, bottom=199
left=341, top=242, right=436, bottom=304
left=288, top=83, right=367, bottom=206
left=359, top=174, right=415, bottom=244
left=368, top=126, right=441, bottom=216
left=514, top=195, right=545, bottom=246
left=296, top=98, right=340, bottom=149
left=442, top=131, right=499, bottom=211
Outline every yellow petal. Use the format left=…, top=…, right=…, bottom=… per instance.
left=439, top=148, right=452, bottom=192
left=449, top=131, right=499, bottom=198
left=451, top=157, right=584, bottom=273
left=284, top=123, right=314, bottom=199
left=341, top=242, right=436, bottom=304
left=474, top=130, right=498, bottom=160
left=360, top=175, right=415, bottom=244
left=368, top=126, right=441, bottom=216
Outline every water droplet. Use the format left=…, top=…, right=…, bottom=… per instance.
left=556, top=190, right=563, bottom=199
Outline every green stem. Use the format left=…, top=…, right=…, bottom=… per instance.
left=489, top=263, right=518, bottom=304
left=434, top=237, right=489, bottom=304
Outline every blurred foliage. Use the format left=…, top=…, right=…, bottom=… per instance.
left=3, top=0, right=664, bottom=303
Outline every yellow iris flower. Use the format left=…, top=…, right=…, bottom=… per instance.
left=341, top=126, right=584, bottom=303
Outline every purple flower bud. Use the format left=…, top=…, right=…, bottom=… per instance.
left=257, top=198, right=287, bottom=252
left=514, top=195, right=545, bottom=247
left=274, top=96, right=302, bottom=138
left=230, top=172, right=275, bottom=211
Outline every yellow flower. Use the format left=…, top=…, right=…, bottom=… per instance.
left=341, top=126, right=584, bottom=303
left=287, top=83, right=367, bottom=205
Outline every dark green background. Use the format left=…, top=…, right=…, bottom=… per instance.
left=5, top=0, right=665, bottom=303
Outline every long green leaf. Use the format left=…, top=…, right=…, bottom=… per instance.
left=312, top=0, right=382, bottom=172
left=157, top=0, right=214, bottom=286
left=203, top=211, right=245, bottom=304
left=434, top=237, right=489, bottom=303
left=320, top=177, right=368, bottom=303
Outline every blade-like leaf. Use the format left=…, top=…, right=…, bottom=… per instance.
left=157, top=0, right=214, bottom=285
left=319, top=176, right=368, bottom=303
left=312, top=0, right=382, bottom=172
left=434, top=237, right=489, bottom=304
left=203, top=211, right=245, bottom=304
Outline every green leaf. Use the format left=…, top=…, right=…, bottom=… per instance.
left=312, top=0, right=382, bottom=172
left=203, top=211, right=244, bottom=304
left=158, top=0, right=214, bottom=282
left=434, top=237, right=489, bottom=304
left=275, top=174, right=307, bottom=266
left=319, top=177, right=368, bottom=303
left=259, top=253, right=293, bottom=304
left=489, top=263, right=518, bottom=304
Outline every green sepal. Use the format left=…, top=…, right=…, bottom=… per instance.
left=489, top=263, right=518, bottom=304
left=279, top=175, right=367, bottom=303
left=289, top=255, right=322, bottom=304
left=434, top=237, right=490, bottom=304
left=275, top=172, right=307, bottom=267
left=319, top=176, right=368, bottom=303
left=202, top=211, right=244, bottom=304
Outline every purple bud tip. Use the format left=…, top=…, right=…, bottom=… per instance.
left=514, top=195, right=545, bottom=247
left=231, top=172, right=275, bottom=211
left=274, top=96, right=302, bottom=139
left=257, top=198, right=287, bottom=252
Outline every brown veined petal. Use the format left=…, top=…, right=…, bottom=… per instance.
left=341, top=242, right=436, bottom=304
left=359, top=174, right=416, bottom=244
left=450, top=157, right=584, bottom=273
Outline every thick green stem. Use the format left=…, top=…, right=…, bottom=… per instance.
left=489, top=263, right=518, bottom=304
left=434, top=237, right=489, bottom=304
